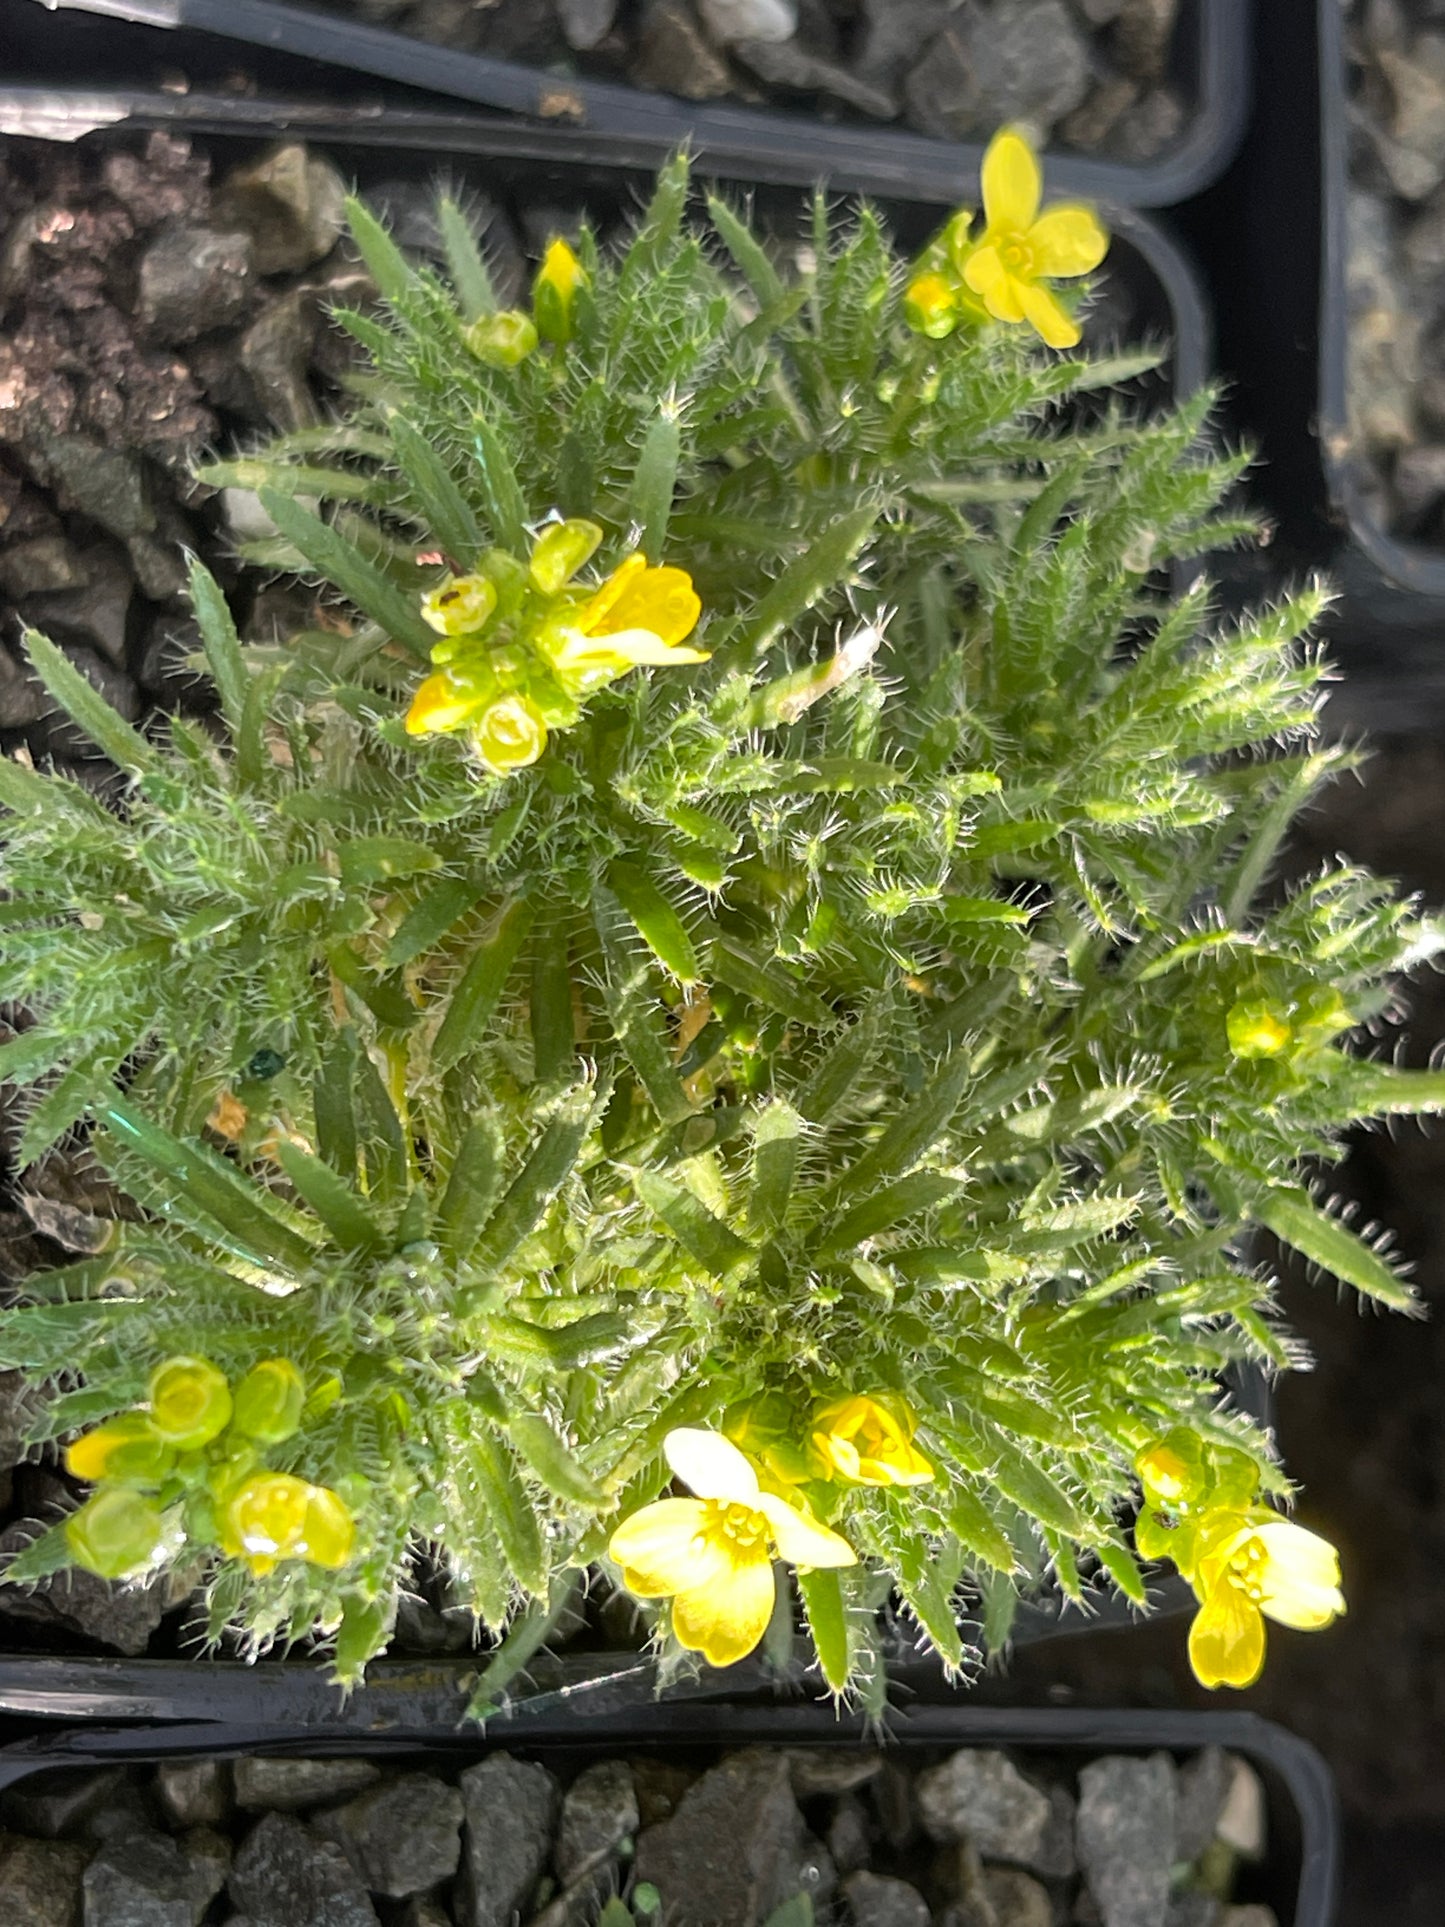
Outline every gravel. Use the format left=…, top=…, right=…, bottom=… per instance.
left=311, top=0, right=1188, bottom=159
left=0, top=1746, right=1280, bottom=1927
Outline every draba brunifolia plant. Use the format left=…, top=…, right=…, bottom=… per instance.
left=1, top=129, right=1438, bottom=1706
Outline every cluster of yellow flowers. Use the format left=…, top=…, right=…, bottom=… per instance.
left=63, top=1355, right=353, bottom=1582
left=608, top=1394, right=932, bottom=1667
left=903, top=127, right=1108, bottom=351
left=405, top=520, right=708, bottom=774
left=1136, top=1431, right=1345, bottom=1689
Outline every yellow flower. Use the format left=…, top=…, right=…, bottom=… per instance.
left=469, top=693, right=548, bottom=774
left=64, top=1413, right=175, bottom=1488
left=961, top=128, right=1108, bottom=350
left=1226, top=997, right=1292, bottom=1060
left=608, top=1427, right=856, bottom=1668
left=533, top=237, right=588, bottom=344
left=421, top=573, right=498, bottom=637
left=147, top=1356, right=233, bottom=1450
left=67, top=1487, right=171, bottom=1580
left=404, top=671, right=480, bottom=738
left=810, top=1393, right=934, bottom=1488
left=464, top=309, right=539, bottom=368
left=541, top=553, right=708, bottom=695
left=220, top=1472, right=355, bottom=1576
left=1183, top=1508, right=1345, bottom=1690
left=902, top=270, right=963, bottom=340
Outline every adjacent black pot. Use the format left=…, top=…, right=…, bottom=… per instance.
left=0, top=1702, right=1340, bottom=1926
left=16, top=0, right=1252, bottom=208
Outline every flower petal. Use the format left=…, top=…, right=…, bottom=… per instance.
left=1026, top=205, right=1108, bottom=278
left=405, top=673, right=476, bottom=737
left=608, top=1497, right=722, bottom=1596
left=582, top=627, right=710, bottom=665
left=1018, top=281, right=1081, bottom=350
left=981, top=128, right=1041, bottom=236
left=665, top=1427, right=760, bottom=1503
left=574, top=552, right=647, bottom=634
left=757, top=1492, right=856, bottom=1569
left=591, top=565, right=701, bottom=648
left=962, top=247, right=1026, bottom=325
left=671, top=1546, right=776, bottom=1667
left=1254, top=1520, right=1345, bottom=1629
left=1188, top=1581, right=1266, bottom=1690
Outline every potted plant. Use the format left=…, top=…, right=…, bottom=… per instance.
left=0, top=126, right=1433, bottom=1728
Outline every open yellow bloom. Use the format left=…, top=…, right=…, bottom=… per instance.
left=961, top=128, right=1108, bottom=350
left=541, top=552, right=708, bottom=695
left=811, top=1393, right=934, bottom=1488
left=1183, top=1508, right=1345, bottom=1690
left=608, top=1427, right=855, bottom=1668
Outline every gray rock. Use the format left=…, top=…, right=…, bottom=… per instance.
left=0, top=1831, right=87, bottom=1927
left=399, top=1903, right=452, bottom=1927
left=17, top=1186, right=112, bottom=1253
left=853, top=0, right=951, bottom=93
left=734, top=35, right=896, bottom=117
left=1214, top=1758, right=1265, bottom=1860
left=100, top=132, right=210, bottom=230
left=39, top=436, right=154, bottom=542
left=233, top=1759, right=381, bottom=1814
left=1403, top=189, right=1445, bottom=288
left=83, top=1828, right=228, bottom=1927
left=795, top=1833, right=837, bottom=1910
left=125, top=521, right=188, bottom=602
left=1030, top=1784, right=1077, bottom=1878
left=1377, top=37, right=1445, bottom=198
left=630, top=1759, right=697, bottom=1829
left=1106, top=85, right=1186, bottom=160
left=138, top=226, right=254, bottom=344
left=1173, top=1748, right=1232, bottom=1863
left=1075, top=1753, right=1177, bottom=1927
left=457, top=1753, right=560, bottom=1927
left=0, top=648, right=46, bottom=727
left=240, top=292, right=319, bottom=433
left=698, top=0, right=796, bottom=44
left=787, top=1750, right=883, bottom=1798
left=526, top=1864, right=615, bottom=1927
left=633, top=1748, right=809, bottom=1927
left=905, top=1, right=1090, bottom=140
left=842, top=1869, right=931, bottom=1927
left=1111, top=0, right=1178, bottom=84
left=34, top=1560, right=167, bottom=1654
left=313, top=1772, right=463, bottom=1899
left=0, top=536, right=88, bottom=598
left=557, top=0, right=619, bottom=49
left=983, top=1867, right=1052, bottom=1927
left=633, top=1, right=735, bottom=97
left=156, top=1760, right=230, bottom=1831
left=827, top=1795, right=872, bottom=1877
left=83, top=1782, right=157, bottom=1845
left=1074, top=0, right=1126, bottom=21
left=213, top=145, right=347, bottom=277
left=1347, top=187, right=1421, bottom=450
left=1165, top=1897, right=1222, bottom=1927
left=916, top=1751, right=1051, bottom=1863
left=1219, top=1909, right=1277, bottom=1927
left=22, top=545, right=133, bottom=665
left=555, top=1760, right=638, bottom=1884
left=936, top=1837, right=994, bottom=1927
left=1061, top=73, right=1140, bottom=153
left=2, top=1767, right=130, bottom=1839
left=228, top=1813, right=377, bottom=1927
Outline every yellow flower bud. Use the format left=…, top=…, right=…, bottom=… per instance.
left=66, top=1487, right=169, bottom=1580
left=147, top=1356, right=232, bottom=1450
left=65, top=1413, right=175, bottom=1488
left=903, top=271, right=961, bottom=340
left=469, top=694, right=548, bottom=775
left=463, top=309, right=539, bottom=368
left=1135, top=1429, right=1206, bottom=1512
left=231, top=1359, right=306, bottom=1445
left=421, top=573, right=498, bottom=637
left=533, top=237, right=587, bottom=344
left=810, top=1392, right=934, bottom=1488
left=1226, top=997, right=1292, bottom=1060
left=404, top=671, right=479, bottom=738
left=529, top=518, right=603, bottom=594
left=220, top=1472, right=355, bottom=1575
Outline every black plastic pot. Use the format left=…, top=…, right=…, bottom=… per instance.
left=0, top=95, right=1248, bottom=1725
left=16, top=0, right=1253, bottom=208
left=0, top=1701, right=1339, bottom=1926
